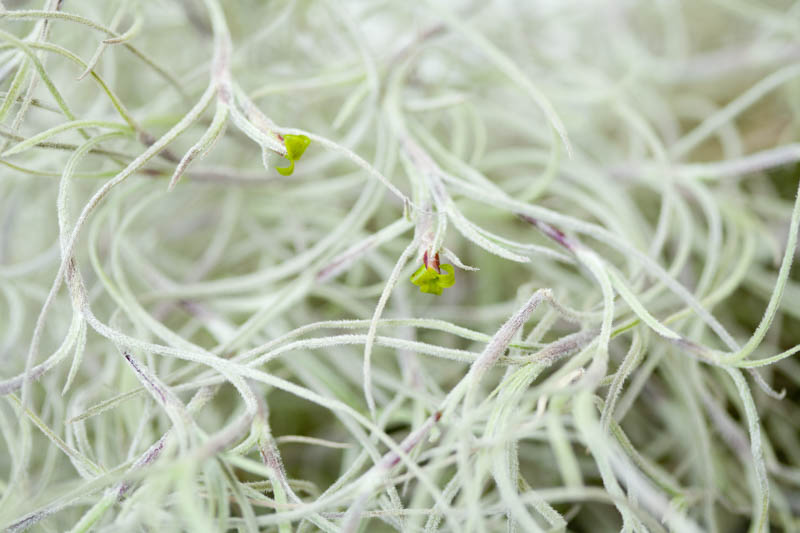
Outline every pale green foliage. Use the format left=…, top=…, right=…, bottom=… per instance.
left=1, top=1, right=800, bottom=532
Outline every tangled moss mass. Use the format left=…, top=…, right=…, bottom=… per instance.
left=2, top=0, right=800, bottom=531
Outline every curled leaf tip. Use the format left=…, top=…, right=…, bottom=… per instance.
left=275, top=134, right=311, bottom=175
left=411, top=263, right=455, bottom=295
left=275, top=160, right=295, bottom=175
left=285, top=134, right=310, bottom=159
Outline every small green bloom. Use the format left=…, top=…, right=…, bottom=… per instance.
left=276, top=134, right=311, bottom=175
left=410, top=263, right=455, bottom=295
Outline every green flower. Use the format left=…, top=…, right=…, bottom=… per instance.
left=275, top=134, right=311, bottom=176
left=410, top=263, right=455, bottom=295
